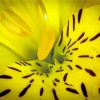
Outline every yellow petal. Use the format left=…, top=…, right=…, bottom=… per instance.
left=84, top=0, right=100, bottom=7
left=0, top=59, right=99, bottom=99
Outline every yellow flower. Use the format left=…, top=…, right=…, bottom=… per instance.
left=0, top=0, right=100, bottom=100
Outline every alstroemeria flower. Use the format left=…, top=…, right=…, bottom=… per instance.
left=0, top=0, right=100, bottom=99
left=0, top=0, right=100, bottom=73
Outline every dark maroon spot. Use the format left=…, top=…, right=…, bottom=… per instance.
left=20, top=61, right=27, bottom=66
left=56, top=69, right=63, bottom=72
left=63, top=46, right=66, bottom=53
left=36, top=62, right=42, bottom=67
left=36, top=72, right=39, bottom=75
left=65, top=83, right=73, bottom=86
left=53, top=81, right=57, bottom=86
left=64, top=54, right=66, bottom=57
left=19, top=84, right=31, bottom=97
left=72, top=48, right=78, bottom=51
left=8, top=67, right=22, bottom=72
left=22, top=73, right=35, bottom=78
left=99, top=88, right=100, bottom=94
left=52, top=88, right=59, bottom=100
left=56, top=70, right=63, bottom=73
left=81, top=83, right=88, bottom=97
left=85, top=68, right=96, bottom=77
left=78, top=55, right=89, bottom=58
left=67, top=65, right=73, bottom=70
left=67, top=39, right=71, bottom=46
left=78, top=9, right=83, bottom=23
left=75, top=65, right=82, bottom=70
left=77, top=32, right=85, bottom=41
left=56, top=70, right=60, bottom=72
left=80, top=38, right=88, bottom=43
left=0, top=75, right=12, bottom=79
left=23, top=61, right=32, bottom=66
left=30, top=79, right=34, bottom=83
left=66, top=50, right=70, bottom=53
left=60, top=66, right=62, bottom=69
left=42, top=80, right=44, bottom=83
left=96, top=54, right=100, bottom=57
left=58, top=31, right=63, bottom=46
left=40, top=73, right=43, bottom=76
left=90, top=56, right=93, bottom=59
left=15, top=62, right=22, bottom=66
left=56, top=67, right=64, bottom=73
left=66, top=20, right=69, bottom=37
left=68, top=41, right=77, bottom=49
left=46, top=74, right=49, bottom=77
left=54, top=78, right=60, bottom=82
left=60, top=69, right=64, bottom=72
left=40, top=87, right=44, bottom=96
left=90, top=33, right=100, bottom=41
left=50, top=66, right=53, bottom=69
left=66, top=88, right=79, bottom=94
left=70, top=52, right=73, bottom=55
left=63, top=73, right=68, bottom=82
left=65, top=59, right=72, bottom=62
left=99, top=17, right=100, bottom=20
left=72, top=14, right=75, bottom=31
left=31, top=70, right=37, bottom=72
left=0, top=89, right=11, bottom=97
